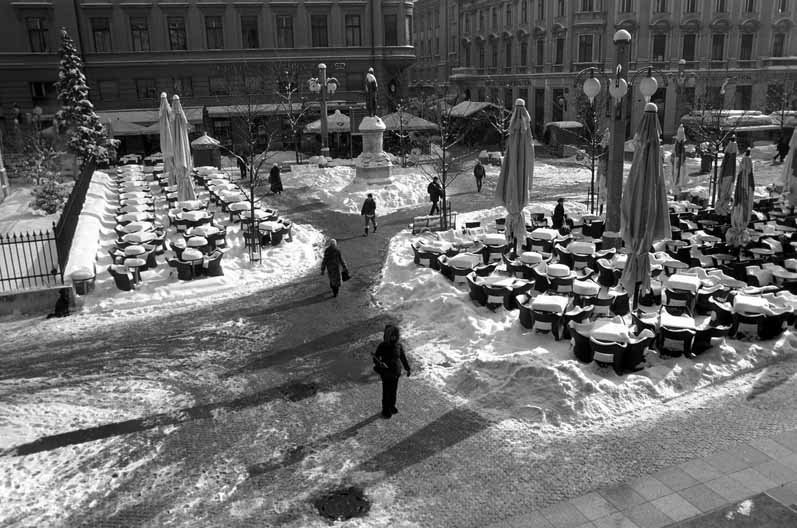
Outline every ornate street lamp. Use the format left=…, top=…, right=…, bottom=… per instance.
left=576, top=67, right=609, bottom=214
left=394, top=100, right=412, bottom=168
left=307, top=63, right=339, bottom=159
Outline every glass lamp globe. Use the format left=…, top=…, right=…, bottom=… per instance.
left=583, top=77, right=601, bottom=104
left=608, top=78, right=628, bottom=102
left=639, top=76, right=658, bottom=102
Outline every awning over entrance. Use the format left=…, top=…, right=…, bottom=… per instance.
left=98, top=107, right=203, bottom=136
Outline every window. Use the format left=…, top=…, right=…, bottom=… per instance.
left=213, top=118, right=231, bottom=143
left=778, top=0, right=788, bottom=13
left=167, top=17, right=187, bottom=50
left=735, top=85, right=752, bottom=109
left=711, top=34, right=725, bottom=61
left=276, top=15, right=293, bottom=48
left=209, top=76, right=229, bottom=96
left=91, top=17, right=112, bottom=52
left=744, top=0, right=756, bottom=12
left=684, top=0, right=697, bottom=12
left=405, top=15, right=412, bottom=45
left=652, top=34, right=666, bottom=61
left=135, top=79, right=156, bottom=100
left=384, top=14, right=397, bottom=46
left=716, top=0, right=727, bottom=12
left=555, top=37, right=565, bottom=64
left=130, top=16, right=149, bottom=51
left=707, top=86, right=723, bottom=107
left=173, top=77, right=193, bottom=97
left=740, top=34, right=754, bottom=60
left=492, top=7, right=497, bottom=28
left=478, top=45, right=485, bottom=68
left=506, top=5, right=512, bottom=25
left=536, top=39, right=544, bottom=65
left=581, top=0, right=594, bottom=11
left=577, top=34, right=593, bottom=62
left=97, top=80, right=118, bottom=101
left=479, top=10, right=484, bottom=31
left=521, top=1, right=528, bottom=23
left=772, top=33, right=785, bottom=57
left=520, top=41, right=528, bottom=66
left=310, top=15, right=328, bottom=47
left=505, top=40, right=512, bottom=70
left=519, top=88, right=528, bottom=105
left=345, top=15, right=361, bottom=46
left=30, top=82, right=48, bottom=98
left=465, top=12, right=471, bottom=32
left=619, top=0, right=633, bottom=12
left=464, top=44, right=471, bottom=66
left=434, top=35, right=439, bottom=55
left=241, top=16, right=258, bottom=48
left=537, top=0, right=544, bottom=19
left=557, top=0, right=565, bottom=16
left=26, top=17, right=48, bottom=52
left=682, top=33, right=696, bottom=61
left=205, top=16, right=223, bottom=49
left=491, top=42, right=498, bottom=67
left=655, top=0, right=667, bottom=12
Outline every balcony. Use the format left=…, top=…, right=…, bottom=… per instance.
left=761, top=56, right=797, bottom=68
left=450, top=66, right=479, bottom=79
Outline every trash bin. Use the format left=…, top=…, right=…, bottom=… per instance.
left=71, top=269, right=95, bottom=295
left=700, top=154, right=713, bottom=173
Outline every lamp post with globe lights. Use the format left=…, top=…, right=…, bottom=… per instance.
left=604, top=29, right=631, bottom=249
left=575, top=67, right=611, bottom=214
left=307, top=63, right=339, bottom=160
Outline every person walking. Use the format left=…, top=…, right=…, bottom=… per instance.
left=320, top=239, right=348, bottom=297
left=473, top=160, right=485, bottom=192
left=774, top=134, right=790, bottom=164
left=269, top=163, right=283, bottom=194
left=361, top=193, right=377, bottom=236
left=427, top=176, right=443, bottom=215
left=552, top=197, right=566, bottom=230
left=372, top=324, right=411, bottom=419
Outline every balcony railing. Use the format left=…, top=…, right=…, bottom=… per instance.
left=736, top=59, right=757, bottom=69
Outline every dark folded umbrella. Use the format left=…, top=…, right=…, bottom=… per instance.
left=727, top=151, right=754, bottom=247
left=715, top=137, right=738, bottom=215
left=783, top=129, right=797, bottom=207
left=620, top=102, right=672, bottom=304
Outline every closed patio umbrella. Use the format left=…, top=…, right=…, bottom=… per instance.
left=726, top=150, right=754, bottom=248
left=672, top=124, right=687, bottom=196
left=782, top=129, right=797, bottom=207
left=620, top=102, right=672, bottom=308
left=714, top=135, right=738, bottom=215
left=172, top=95, right=196, bottom=201
left=158, top=92, right=175, bottom=186
left=495, top=99, right=534, bottom=254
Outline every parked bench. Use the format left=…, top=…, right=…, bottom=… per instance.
left=410, top=211, right=458, bottom=234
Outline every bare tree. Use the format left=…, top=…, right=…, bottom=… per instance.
left=573, top=91, right=612, bottom=214
left=412, top=91, right=470, bottom=229
left=482, top=98, right=512, bottom=151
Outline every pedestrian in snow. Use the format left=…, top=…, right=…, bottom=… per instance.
left=552, top=198, right=566, bottom=230
left=320, top=238, right=348, bottom=297
left=237, top=156, right=247, bottom=182
left=361, top=193, right=377, bottom=236
left=372, top=324, right=411, bottom=419
left=269, top=163, right=283, bottom=194
left=473, top=160, right=485, bottom=192
left=774, top=134, right=790, bottom=164
left=427, top=176, right=443, bottom=215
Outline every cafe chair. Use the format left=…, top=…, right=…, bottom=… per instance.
left=474, top=261, right=498, bottom=277
left=759, top=312, right=790, bottom=340
left=502, top=254, right=526, bottom=278
left=625, top=329, right=656, bottom=372
left=529, top=213, right=547, bottom=228
left=745, top=265, right=773, bottom=287
left=204, top=250, right=224, bottom=277
left=562, top=305, right=594, bottom=339
left=142, top=248, right=157, bottom=270
left=466, top=274, right=487, bottom=306
left=569, top=321, right=594, bottom=363
left=483, top=283, right=510, bottom=310
left=269, top=228, right=285, bottom=246
left=707, top=298, right=735, bottom=326
left=612, top=291, right=630, bottom=317
left=175, top=260, right=196, bottom=281
left=437, top=255, right=455, bottom=282
left=530, top=266, right=550, bottom=293
left=531, top=309, right=565, bottom=341
left=554, top=244, right=574, bottom=268
left=590, top=337, right=627, bottom=375
left=596, top=258, right=619, bottom=289
left=107, top=265, right=135, bottom=292
left=586, top=295, right=614, bottom=318
left=692, top=323, right=732, bottom=356
left=658, top=326, right=696, bottom=358
left=516, top=294, right=534, bottom=329
left=495, top=217, right=506, bottom=233
left=530, top=238, right=554, bottom=255
left=732, top=312, right=766, bottom=340
left=281, top=219, right=293, bottom=242
left=663, top=288, right=696, bottom=314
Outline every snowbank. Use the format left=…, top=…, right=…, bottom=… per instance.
left=63, top=171, right=114, bottom=283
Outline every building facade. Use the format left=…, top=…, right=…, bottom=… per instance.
left=0, top=0, right=415, bottom=150
left=411, top=0, right=797, bottom=138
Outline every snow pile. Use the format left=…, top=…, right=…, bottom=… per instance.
left=373, top=226, right=797, bottom=432
left=63, top=171, right=115, bottom=282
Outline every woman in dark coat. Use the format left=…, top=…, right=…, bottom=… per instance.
left=372, top=324, right=411, bottom=418
left=320, top=238, right=347, bottom=297
left=269, top=163, right=283, bottom=194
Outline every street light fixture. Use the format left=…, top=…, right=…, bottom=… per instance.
left=307, top=63, right=339, bottom=160
left=577, top=67, right=609, bottom=214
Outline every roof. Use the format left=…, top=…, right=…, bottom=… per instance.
left=304, top=109, right=351, bottom=133
left=191, top=133, right=221, bottom=147
left=544, top=121, right=585, bottom=130
left=449, top=100, right=497, bottom=118
left=380, top=111, right=438, bottom=132
left=103, top=118, right=150, bottom=136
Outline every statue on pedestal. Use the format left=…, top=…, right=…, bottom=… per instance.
left=365, top=67, right=378, bottom=117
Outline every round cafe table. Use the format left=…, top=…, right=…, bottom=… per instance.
left=186, top=236, right=208, bottom=248
left=240, top=209, right=270, bottom=221
left=123, top=244, right=146, bottom=257
left=749, top=247, right=774, bottom=259
left=190, top=224, right=219, bottom=237
left=710, top=253, right=736, bottom=266
left=772, top=268, right=797, bottom=287
left=123, top=257, right=146, bottom=284
left=122, top=221, right=153, bottom=233
left=122, top=230, right=156, bottom=244
left=258, top=220, right=284, bottom=232
left=181, top=247, right=204, bottom=263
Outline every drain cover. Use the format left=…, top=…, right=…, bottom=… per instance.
left=314, top=486, right=370, bottom=521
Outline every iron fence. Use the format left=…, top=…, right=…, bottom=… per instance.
left=55, top=159, right=95, bottom=274
left=0, top=225, right=62, bottom=292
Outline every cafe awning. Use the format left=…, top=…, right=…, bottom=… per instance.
left=304, top=109, right=351, bottom=133
left=206, top=102, right=304, bottom=117
left=98, top=107, right=204, bottom=126
left=380, top=111, right=439, bottom=131
left=449, top=100, right=498, bottom=118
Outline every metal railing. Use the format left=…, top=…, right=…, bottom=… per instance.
left=54, top=159, right=95, bottom=274
left=0, top=225, right=62, bottom=292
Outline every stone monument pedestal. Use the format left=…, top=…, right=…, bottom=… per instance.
left=355, top=116, right=392, bottom=185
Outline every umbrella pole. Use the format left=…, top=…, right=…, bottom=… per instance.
left=632, top=282, right=641, bottom=313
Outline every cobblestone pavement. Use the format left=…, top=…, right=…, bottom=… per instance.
left=2, top=166, right=796, bottom=527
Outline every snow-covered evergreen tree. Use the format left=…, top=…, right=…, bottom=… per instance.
left=54, top=28, right=108, bottom=168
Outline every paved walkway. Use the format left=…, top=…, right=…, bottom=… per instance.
left=488, top=428, right=797, bottom=528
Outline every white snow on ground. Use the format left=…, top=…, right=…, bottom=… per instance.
left=0, top=152, right=794, bottom=527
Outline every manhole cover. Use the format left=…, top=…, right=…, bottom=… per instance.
left=314, top=486, right=370, bottom=521
left=280, top=382, right=318, bottom=402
